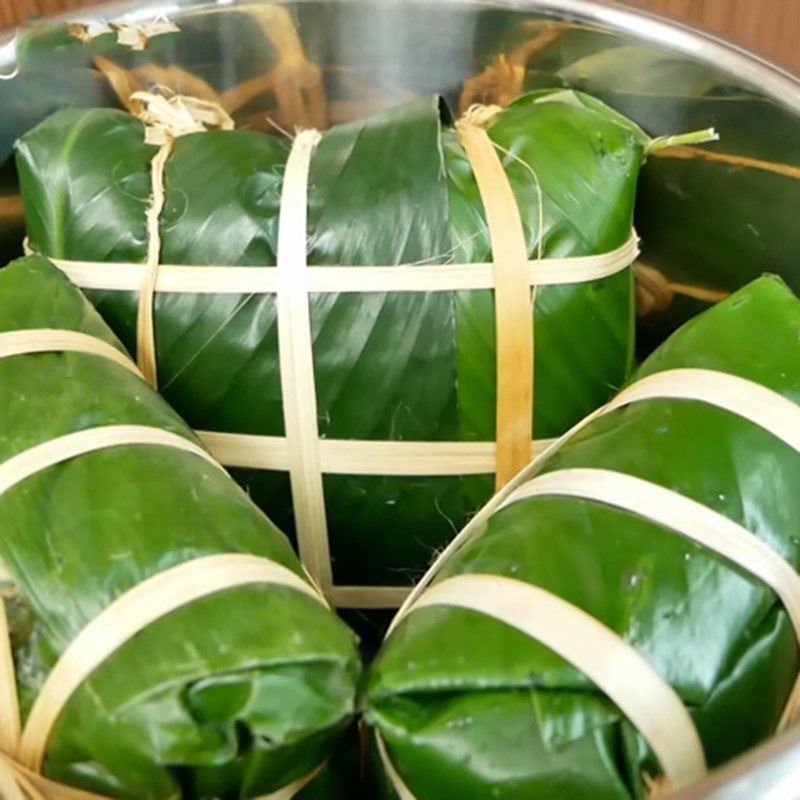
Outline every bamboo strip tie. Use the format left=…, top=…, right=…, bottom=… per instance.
left=0, top=329, right=143, bottom=378
left=274, top=129, right=332, bottom=594
left=129, top=89, right=234, bottom=388
left=396, top=368, right=800, bottom=617
left=457, top=105, right=534, bottom=489
left=18, top=554, right=323, bottom=772
left=379, top=572, right=708, bottom=795
left=38, top=231, right=638, bottom=294
left=0, top=330, right=331, bottom=799
left=196, top=430, right=556, bottom=475
left=501, top=466, right=800, bottom=723
left=25, top=93, right=643, bottom=607
left=0, top=329, right=545, bottom=611
left=443, top=367, right=798, bottom=649
left=381, top=366, right=800, bottom=797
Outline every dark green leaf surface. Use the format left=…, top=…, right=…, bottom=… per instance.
left=0, top=256, right=360, bottom=799
left=543, top=44, right=800, bottom=351
left=0, top=12, right=308, bottom=266
left=366, top=276, right=800, bottom=798
left=16, top=90, right=644, bottom=588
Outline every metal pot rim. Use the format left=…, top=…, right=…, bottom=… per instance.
left=23, top=0, right=796, bottom=109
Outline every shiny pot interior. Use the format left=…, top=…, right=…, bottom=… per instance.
left=0, top=2, right=799, bottom=797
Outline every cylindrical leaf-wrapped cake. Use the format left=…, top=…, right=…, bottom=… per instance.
left=366, top=275, right=800, bottom=798
left=0, top=256, right=360, bottom=799
left=16, top=87, right=707, bottom=606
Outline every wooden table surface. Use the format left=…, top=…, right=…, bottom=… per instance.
left=0, top=0, right=798, bottom=72
left=624, top=0, right=800, bottom=72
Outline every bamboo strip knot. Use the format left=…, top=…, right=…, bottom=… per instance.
left=130, top=88, right=234, bottom=146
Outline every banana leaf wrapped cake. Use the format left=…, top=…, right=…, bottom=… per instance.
left=0, top=256, right=360, bottom=799
left=0, top=11, right=325, bottom=268
left=15, top=87, right=707, bottom=606
left=462, top=27, right=800, bottom=340
left=366, top=275, right=800, bottom=798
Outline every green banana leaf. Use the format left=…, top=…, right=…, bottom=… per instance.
left=0, top=256, right=360, bottom=799
left=0, top=10, right=322, bottom=266
left=293, top=724, right=364, bottom=800
left=15, top=89, right=646, bottom=593
left=461, top=28, right=800, bottom=347
left=0, top=36, right=116, bottom=268
left=541, top=45, right=800, bottom=350
left=366, top=275, right=800, bottom=798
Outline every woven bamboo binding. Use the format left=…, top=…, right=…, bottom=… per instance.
left=379, top=367, right=800, bottom=798
left=0, top=330, right=328, bottom=799
left=28, top=88, right=644, bottom=609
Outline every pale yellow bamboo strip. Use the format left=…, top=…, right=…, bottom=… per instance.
left=0, top=755, right=110, bottom=800
left=18, top=554, right=323, bottom=772
left=601, top=369, right=800, bottom=453
left=0, top=330, right=141, bottom=378
left=135, top=139, right=171, bottom=388
left=274, top=130, right=332, bottom=595
left=330, top=586, right=412, bottom=609
left=502, top=467, right=800, bottom=727
left=0, top=604, right=20, bottom=756
left=254, top=763, right=325, bottom=800
left=456, top=115, right=533, bottom=488
left=41, top=230, right=638, bottom=295
left=375, top=733, right=416, bottom=800
left=130, top=89, right=235, bottom=386
left=0, top=426, right=221, bottom=498
left=400, top=574, right=707, bottom=792
left=0, top=755, right=27, bottom=800
left=395, top=367, right=800, bottom=620
left=198, top=430, right=556, bottom=476
left=504, top=469, right=800, bottom=644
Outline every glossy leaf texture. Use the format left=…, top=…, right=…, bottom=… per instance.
left=0, top=12, right=316, bottom=267
left=527, top=41, right=800, bottom=351
left=16, top=90, right=643, bottom=588
left=365, top=276, right=800, bottom=799
left=0, top=257, right=360, bottom=799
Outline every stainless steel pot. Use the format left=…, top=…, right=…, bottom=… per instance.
left=2, top=0, right=800, bottom=345
left=0, top=2, right=798, bottom=797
